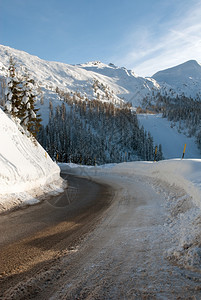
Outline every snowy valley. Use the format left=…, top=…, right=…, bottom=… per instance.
left=1, top=44, right=201, bottom=162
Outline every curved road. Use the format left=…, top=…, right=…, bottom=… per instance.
left=1, top=173, right=201, bottom=299
left=0, top=173, right=113, bottom=298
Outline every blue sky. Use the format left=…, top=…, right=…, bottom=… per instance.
left=1, top=0, right=201, bottom=76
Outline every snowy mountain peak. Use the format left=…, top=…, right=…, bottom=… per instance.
left=183, top=59, right=201, bottom=67
left=151, top=60, right=201, bottom=98
left=80, top=60, right=137, bottom=75
left=152, top=59, right=201, bottom=81
left=78, top=61, right=109, bottom=69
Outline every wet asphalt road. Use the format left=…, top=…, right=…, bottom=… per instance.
left=0, top=173, right=113, bottom=297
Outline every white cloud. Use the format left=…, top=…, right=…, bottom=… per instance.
left=115, top=1, right=201, bottom=77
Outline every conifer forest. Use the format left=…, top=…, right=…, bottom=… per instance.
left=37, top=94, right=163, bottom=165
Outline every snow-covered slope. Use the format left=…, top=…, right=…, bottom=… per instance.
left=138, top=114, right=201, bottom=159
left=1, top=45, right=201, bottom=109
left=78, top=61, right=161, bottom=104
left=0, top=45, right=161, bottom=107
left=0, top=108, right=65, bottom=213
left=152, top=60, right=201, bottom=99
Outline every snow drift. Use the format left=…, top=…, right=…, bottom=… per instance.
left=0, top=108, right=65, bottom=213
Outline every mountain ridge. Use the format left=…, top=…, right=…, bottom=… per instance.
left=1, top=44, right=201, bottom=108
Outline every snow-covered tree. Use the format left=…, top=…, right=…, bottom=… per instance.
left=20, top=71, right=42, bottom=136
left=4, top=57, right=42, bottom=137
left=0, top=78, right=6, bottom=107
left=4, top=56, right=24, bottom=118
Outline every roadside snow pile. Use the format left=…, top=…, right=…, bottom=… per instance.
left=60, top=159, right=201, bottom=208
left=60, top=159, right=201, bottom=272
left=110, top=159, right=201, bottom=208
left=0, top=109, right=66, bottom=213
left=110, top=160, right=201, bottom=272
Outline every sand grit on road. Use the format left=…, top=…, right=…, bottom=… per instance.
left=0, top=174, right=113, bottom=299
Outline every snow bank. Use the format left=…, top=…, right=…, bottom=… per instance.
left=0, top=109, right=66, bottom=213
left=108, top=159, right=201, bottom=209
left=60, top=159, right=201, bottom=209
left=60, top=159, right=201, bottom=271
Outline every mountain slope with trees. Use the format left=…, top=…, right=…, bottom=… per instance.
left=37, top=97, right=163, bottom=165
left=1, top=44, right=201, bottom=161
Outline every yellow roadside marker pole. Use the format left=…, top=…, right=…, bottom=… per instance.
left=154, top=146, right=157, bottom=162
left=182, top=144, right=187, bottom=159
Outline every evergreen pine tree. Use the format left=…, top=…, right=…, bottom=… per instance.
left=20, top=71, right=42, bottom=136
left=4, top=59, right=42, bottom=137
left=4, top=56, right=24, bottom=118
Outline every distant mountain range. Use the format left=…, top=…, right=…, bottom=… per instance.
left=0, top=44, right=201, bottom=109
